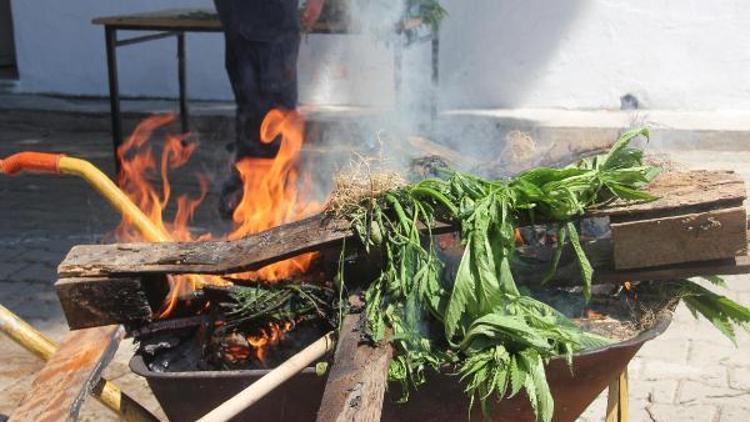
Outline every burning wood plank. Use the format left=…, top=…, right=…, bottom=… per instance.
left=56, top=276, right=161, bottom=330
left=9, top=325, right=124, bottom=422
left=58, top=213, right=453, bottom=278
left=59, top=213, right=351, bottom=277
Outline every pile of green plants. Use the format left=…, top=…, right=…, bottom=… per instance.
left=333, top=128, right=750, bottom=421
left=218, top=283, right=337, bottom=332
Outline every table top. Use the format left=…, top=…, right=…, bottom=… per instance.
left=92, top=8, right=351, bottom=33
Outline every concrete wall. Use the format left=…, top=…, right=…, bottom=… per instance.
left=9, top=0, right=750, bottom=110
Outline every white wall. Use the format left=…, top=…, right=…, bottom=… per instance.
left=10, top=0, right=750, bottom=110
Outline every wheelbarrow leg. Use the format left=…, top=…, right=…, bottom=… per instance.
left=606, top=367, right=629, bottom=422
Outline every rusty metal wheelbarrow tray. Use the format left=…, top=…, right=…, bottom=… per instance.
left=130, top=312, right=671, bottom=422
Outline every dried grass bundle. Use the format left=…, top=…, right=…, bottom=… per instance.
left=327, top=158, right=406, bottom=216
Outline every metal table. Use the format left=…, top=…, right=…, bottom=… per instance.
left=93, top=8, right=439, bottom=174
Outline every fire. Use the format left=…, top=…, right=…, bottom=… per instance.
left=115, top=109, right=322, bottom=317
left=227, top=109, right=321, bottom=280
left=246, top=320, right=295, bottom=363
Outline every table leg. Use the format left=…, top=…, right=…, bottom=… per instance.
left=177, top=32, right=189, bottom=134
left=105, top=27, right=122, bottom=175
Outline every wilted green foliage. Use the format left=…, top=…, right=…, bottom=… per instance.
left=340, top=129, right=666, bottom=421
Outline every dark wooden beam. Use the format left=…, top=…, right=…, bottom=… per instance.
left=316, top=306, right=392, bottom=422
left=59, top=213, right=352, bottom=277
left=55, top=276, right=156, bottom=330
left=10, top=325, right=124, bottom=422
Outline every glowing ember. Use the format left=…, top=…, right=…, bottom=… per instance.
left=246, top=321, right=295, bottom=363
left=115, top=109, right=323, bottom=318
left=585, top=309, right=606, bottom=320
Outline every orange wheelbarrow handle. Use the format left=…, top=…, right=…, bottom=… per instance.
left=0, top=152, right=65, bottom=175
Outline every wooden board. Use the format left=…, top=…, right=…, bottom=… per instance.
left=514, top=231, right=750, bottom=287
left=58, top=213, right=351, bottom=277
left=56, top=171, right=746, bottom=279
left=55, top=276, right=154, bottom=330
left=589, top=170, right=745, bottom=221
left=612, top=206, right=748, bottom=270
left=53, top=233, right=750, bottom=331
left=58, top=214, right=453, bottom=278
left=92, top=8, right=352, bottom=34
left=316, top=311, right=392, bottom=422
left=10, top=325, right=124, bottom=422
left=92, top=8, right=222, bottom=30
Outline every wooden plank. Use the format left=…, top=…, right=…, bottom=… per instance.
left=53, top=232, right=750, bottom=330
left=612, top=206, right=748, bottom=270
left=57, top=171, right=745, bottom=279
left=55, top=276, right=154, bottom=330
left=93, top=9, right=220, bottom=29
left=58, top=213, right=351, bottom=277
left=589, top=170, right=745, bottom=221
left=10, top=325, right=124, bottom=422
left=316, top=308, right=392, bottom=422
left=515, top=231, right=750, bottom=287
left=58, top=214, right=453, bottom=278
left=91, top=8, right=351, bottom=33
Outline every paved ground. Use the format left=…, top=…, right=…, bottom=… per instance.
left=0, top=108, right=749, bottom=421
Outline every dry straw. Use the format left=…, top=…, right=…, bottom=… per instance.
left=327, top=154, right=406, bottom=216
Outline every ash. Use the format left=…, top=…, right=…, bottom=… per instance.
left=138, top=321, right=330, bottom=373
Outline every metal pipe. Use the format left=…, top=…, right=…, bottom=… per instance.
left=0, top=304, right=159, bottom=421
left=57, top=156, right=169, bottom=243
left=0, top=152, right=206, bottom=288
left=116, top=31, right=178, bottom=47
left=0, top=154, right=160, bottom=240
left=177, top=32, right=190, bottom=134
left=105, top=27, right=123, bottom=175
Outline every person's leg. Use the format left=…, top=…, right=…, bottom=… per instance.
left=217, top=30, right=269, bottom=217
left=258, top=33, right=301, bottom=112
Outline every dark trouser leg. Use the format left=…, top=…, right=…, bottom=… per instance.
left=235, top=34, right=301, bottom=159
left=217, top=31, right=301, bottom=216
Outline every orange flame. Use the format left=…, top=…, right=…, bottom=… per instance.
left=115, top=109, right=323, bottom=317
left=228, top=109, right=321, bottom=280
left=246, top=320, right=295, bottom=363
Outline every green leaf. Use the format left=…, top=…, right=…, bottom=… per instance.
left=521, top=351, right=554, bottom=422
left=508, top=355, right=524, bottom=398
left=542, top=225, right=567, bottom=285
left=701, top=275, right=728, bottom=288
left=606, top=182, right=659, bottom=201
left=676, top=280, right=750, bottom=345
left=444, top=242, right=478, bottom=341
left=565, top=222, right=593, bottom=301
